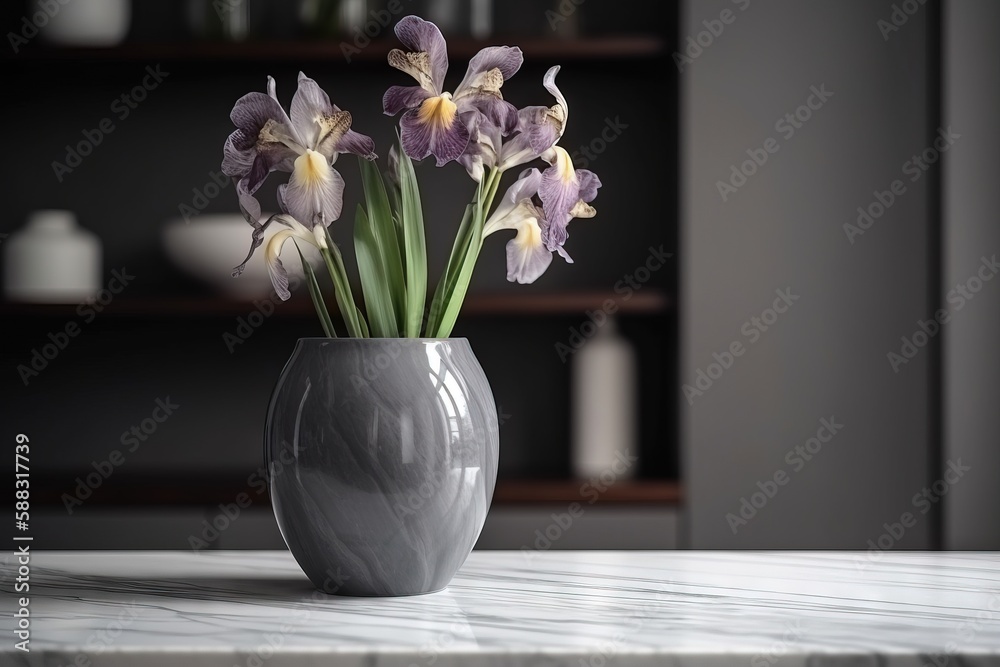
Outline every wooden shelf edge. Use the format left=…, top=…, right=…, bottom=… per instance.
left=1, top=290, right=671, bottom=318
left=8, top=36, right=666, bottom=63
left=27, top=477, right=681, bottom=508
left=493, top=480, right=682, bottom=506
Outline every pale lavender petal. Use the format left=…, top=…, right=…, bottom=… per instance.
left=393, top=16, right=448, bottom=92
left=383, top=84, right=432, bottom=116
left=539, top=168, right=579, bottom=250
left=555, top=245, right=574, bottom=264
left=290, top=72, right=333, bottom=147
left=459, top=46, right=523, bottom=90
left=483, top=169, right=543, bottom=236
left=498, top=110, right=561, bottom=170
left=458, top=151, right=485, bottom=182
left=577, top=170, right=602, bottom=203
left=235, top=177, right=261, bottom=223
left=495, top=168, right=542, bottom=220
left=542, top=66, right=567, bottom=115
left=505, top=223, right=552, bottom=284
left=281, top=155, right=346, bottom=227
left=400, top=108, right=470, bottom=166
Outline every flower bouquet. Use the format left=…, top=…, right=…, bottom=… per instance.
left=222, top=15, right=602, bottom=338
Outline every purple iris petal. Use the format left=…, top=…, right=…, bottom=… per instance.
left=461, top=95, right=518, bottom=135
left=576, top=170, right=602, bottom=204
left=538, top=162, right=601, bottom=256
left=458, top=46, right=523, bottom=89
left=383, top=84, right=432, bottom=116
left=400, top=107, right=471, bottom=166
left=222, top=130, right=255, bottom=177
left=334, top=129, right=377, bottom=161
left=393, top=16, right=449, bottom=93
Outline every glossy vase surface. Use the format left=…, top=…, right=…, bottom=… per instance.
left=265, top=338, right=499, bottom=596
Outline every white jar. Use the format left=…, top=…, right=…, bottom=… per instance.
left=41, top=0, right=132, bottom=47
left=3, top=211, right=102, bottom=303
left=571, top=316, right=639, bottom=480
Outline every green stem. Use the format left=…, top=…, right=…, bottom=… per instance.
left=430, top=167, right=504, bottom=338
left=319, top=228, right=367, bottom=338
left=296, top=242, right=336, bottom=338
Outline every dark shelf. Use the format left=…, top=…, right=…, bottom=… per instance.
left=29, top=475, right=681, bottom=508
left=1, top=290, right=671, bottom=318
left=11, top=36, right=666, bottom=63
left=493, top=479, right=682, bottom=505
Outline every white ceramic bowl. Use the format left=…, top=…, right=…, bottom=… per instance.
left=162, top=214, right=322, bottom=299
left=41, top=0, right=131, bottom=47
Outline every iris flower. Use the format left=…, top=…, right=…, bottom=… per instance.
left=496, top=66, right=569, bottom=172
left=222, top=72, right=376, bottom=298
left=383, top=15, right=522, bottom=166
left=484, top=167, right=600, bottom=284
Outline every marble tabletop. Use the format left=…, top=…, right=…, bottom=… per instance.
left=2, top=550, right=1000, bottom=666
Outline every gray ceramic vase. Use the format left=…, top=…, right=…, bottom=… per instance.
left=265, top=338, right=499, bottom=596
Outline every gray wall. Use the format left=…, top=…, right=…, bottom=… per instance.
left=943, top=0, right=1000, bottom=550
left=683, top=0, right=935, bottom=548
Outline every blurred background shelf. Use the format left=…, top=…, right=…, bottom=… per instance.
left=9, top=36, right=666, bottom=63
left=0, top=290, right=672, bottom=318
left=32, top=475, right=682, bottom=508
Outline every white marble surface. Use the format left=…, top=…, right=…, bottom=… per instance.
left=3, top=550, right=1000, bottom=666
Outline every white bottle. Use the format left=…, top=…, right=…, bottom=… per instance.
left=4, top=211, right=102, bottom=303
left=571, top=316, right=638, bottom=480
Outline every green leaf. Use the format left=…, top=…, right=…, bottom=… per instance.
left=353, top=205, right=399, bottom=337
left=358, top=157, right=407, bottom=333
left=295, top=242, right=335, bottom=338
left=428, top=169, right=504, bottom=338
left=397, top=147, right=427, bottom=337
left=426, top=201, right=475, bottom=336
left=432, top=196, right=486, bottom=338
left=320, top=227, right=366, bottom=338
